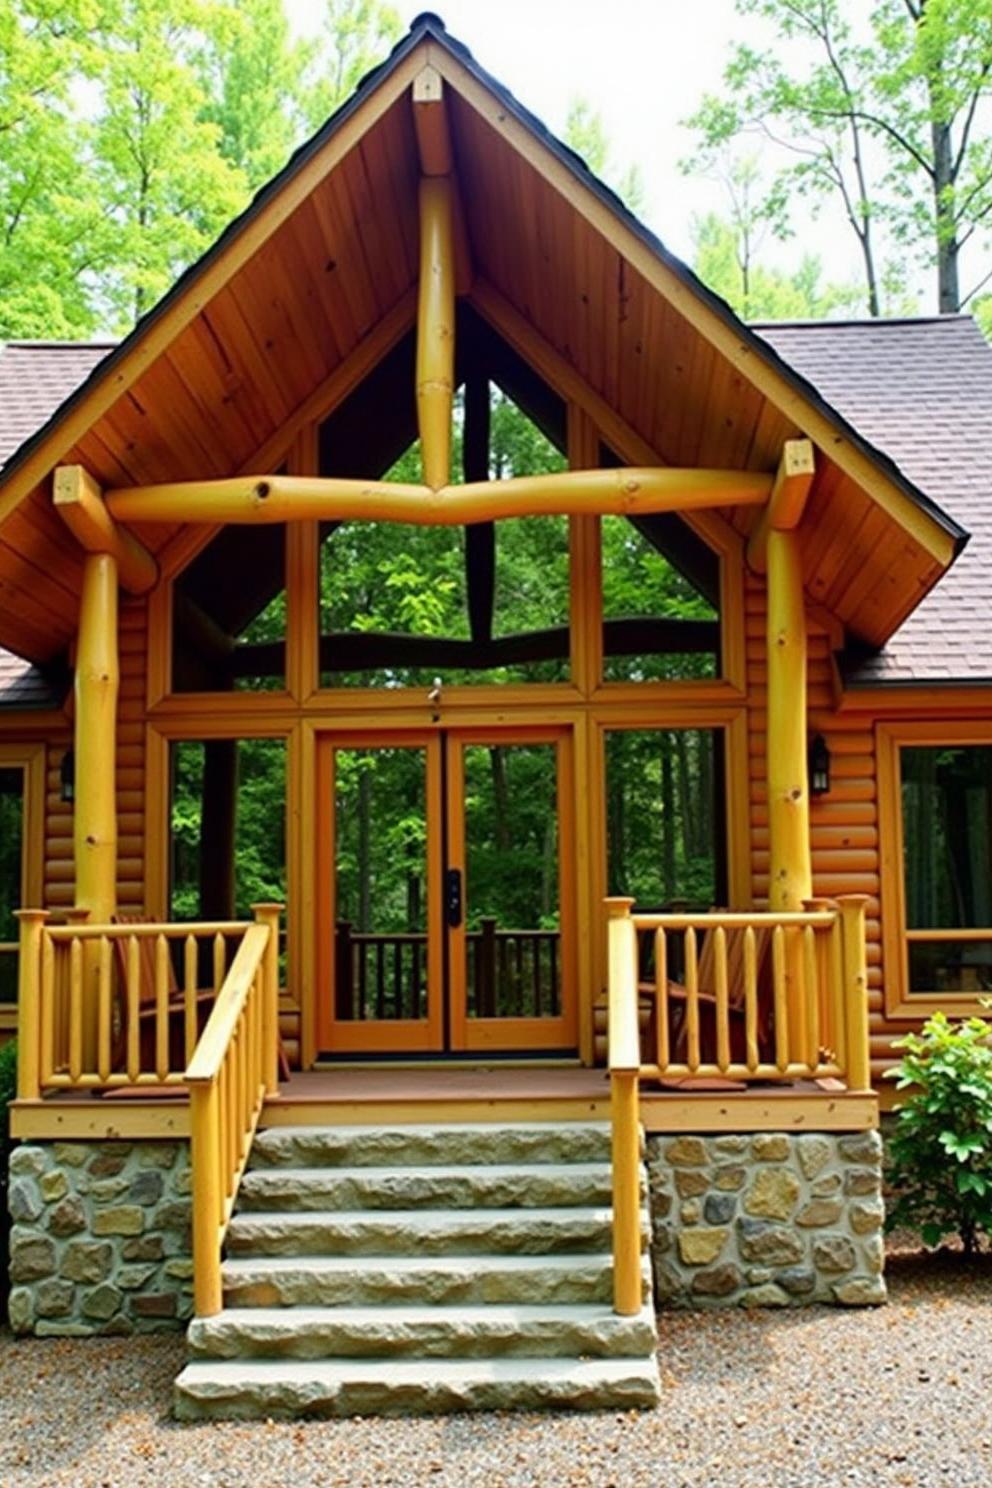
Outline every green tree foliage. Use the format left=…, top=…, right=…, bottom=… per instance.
left=887, top=1010, right=992, bottom=1253
left=0, top=0, right=402, bottom=336
left=691, top=212, right=863, bottom=320
left=685, top=0, right=992, bottom=315
left=564, top=97, right=645, bottom=214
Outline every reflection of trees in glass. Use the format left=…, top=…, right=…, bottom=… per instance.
left=605, top=730, right=720, bottom=909
left=0, top=770, right=22, bottom=1002
left=335, top=748, right=427, bottom=936
left=319, top=391, right=570, bottom=687
left=170, top=739, right=287, bottom=919
left=902, top=746, right=992, bottom=930
left=464, top=745, right=559, bottom=931
left=601, top=517, right=718, bottom=682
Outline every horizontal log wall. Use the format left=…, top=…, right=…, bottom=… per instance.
left=745, top=572, right=903, bottom=1081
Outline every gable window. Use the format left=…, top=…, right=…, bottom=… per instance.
left=880, top=724, right=992, bottom=1015
left=171, top=525, right=288, bottom=694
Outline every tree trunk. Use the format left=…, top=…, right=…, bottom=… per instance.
left=661, top=744, right=675, bottom=903
left=489, top=747, right=511, bottom=854
left=358, top=766, right=371, bottom=934
left=931, top=117, right=961, bottom=312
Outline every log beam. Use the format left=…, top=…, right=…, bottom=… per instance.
left=54, top=465, right=158, bottom=595
left=746, top=439, right=816, bottom=574
left=106, top=466, right=773, bottom=526
left=417, top=175, right=455, bottom=490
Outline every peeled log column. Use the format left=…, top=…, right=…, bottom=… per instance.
left=75, top=552, right=119, bottom=1069
left=766, top=528, right=812, bottom=1057
left=75, top=552, right=119, bottom=923
left=416, top=175, right=455, bottom=491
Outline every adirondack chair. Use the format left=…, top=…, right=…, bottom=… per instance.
left=641, top=916, right=774, bottom=1069
left=110, top=915, right=217, bottom=1077
left=109, top=914, right=292, bottom=1085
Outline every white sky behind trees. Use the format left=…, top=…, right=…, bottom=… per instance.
left=289, top=0, right=889, bottom=309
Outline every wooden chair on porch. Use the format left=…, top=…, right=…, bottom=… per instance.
left=108, top=914, right=291, bottom=1086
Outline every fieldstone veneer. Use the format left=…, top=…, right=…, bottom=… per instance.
left=646, top=1130, right=886, bottom=1308
left=8, top=1140, right=192, bottom=1335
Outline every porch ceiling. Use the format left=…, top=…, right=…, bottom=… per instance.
left=0, top=16, right=964, bottom=665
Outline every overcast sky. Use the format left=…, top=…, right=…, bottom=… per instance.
left=287, top=0, right=881, bottom=303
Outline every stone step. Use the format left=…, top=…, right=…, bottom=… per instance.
left=225, top=1206, right=649, bottom=1259
left=249, top=1122, right=615, bottom=1171
left=174, top=1354, right=662, bottom=1420
left=221, top=1252, right=650, bottom=1309
left=237, top=1162, right=627, bottom=1213
left=188, top=1302, right=658, bottom=1362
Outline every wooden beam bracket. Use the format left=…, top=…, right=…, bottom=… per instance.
left=747, top=439, right=816, bottom=574
left=54, top=465, right=158, bottom=595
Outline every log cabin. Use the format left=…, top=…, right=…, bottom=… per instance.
left=0, top=12, right=987, bottom=1417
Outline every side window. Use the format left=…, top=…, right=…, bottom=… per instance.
left=901, top=744, right=992, bottom=996
left=0, top=765, right=24, bottom=1002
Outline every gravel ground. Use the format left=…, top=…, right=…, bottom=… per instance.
left=1, top=1245, right=990, bottom=1488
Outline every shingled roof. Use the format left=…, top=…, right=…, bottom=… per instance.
left=0, top=342, right=114, bottom=466
left=757, top=315, right=992, bottom=686
left=0, top=312, right=989, bottom=691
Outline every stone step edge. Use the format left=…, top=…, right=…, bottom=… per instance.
left=222, top=1252, right=649, bottom=1276
left=228, top=1205, right=651, bottom=1226
left=256, top=1122, right=613, bottom=1138
left=173, top=1354, right=663, bottom=1416
left=239, top=1162, right=642, bottom=1185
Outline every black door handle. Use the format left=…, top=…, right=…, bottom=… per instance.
left=445, top=867, right=463, bottom=928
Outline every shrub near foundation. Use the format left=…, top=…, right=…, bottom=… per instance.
left=886, top=1012, right=992, bottom=1255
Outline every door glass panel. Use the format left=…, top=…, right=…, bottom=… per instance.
left=462, top=743, right=560, bottom=1019
left=334, top=747, right=429, bottom=1022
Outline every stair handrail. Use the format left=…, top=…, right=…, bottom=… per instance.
left=186, top=904, right=282, bottom=1318
left=605, top=896, right=642, bottom=1317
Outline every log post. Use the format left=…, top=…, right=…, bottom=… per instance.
left=75, top=552, right=119, bottom=1065
left=766, top=525, right=812, bottom=1051
left=838, top=895, right=871, bottom=1091
left=416, top=175, right=455, bottom=491
left=15, top=909, right=49, bottom=1101
left=253, top=902, right=283, bottom=1098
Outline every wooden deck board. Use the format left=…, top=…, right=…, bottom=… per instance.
left=10, top=1065, right=878, bottom=1138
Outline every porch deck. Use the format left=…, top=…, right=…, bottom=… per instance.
left=10, top=1062, right=877, bottom=1140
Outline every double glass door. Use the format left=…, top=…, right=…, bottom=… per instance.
left=317, top=728, right=576, bottom=1054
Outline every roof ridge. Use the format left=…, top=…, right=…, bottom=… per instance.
left=1, top=339, right=117, bottom=350
left=753, top=314, right=975, bottom=329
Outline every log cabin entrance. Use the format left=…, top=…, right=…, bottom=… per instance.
left=315, top=726, right=577, bottom=1057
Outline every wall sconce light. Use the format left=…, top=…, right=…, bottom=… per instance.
left=809, top=734, right=831, bottom=796
left=60, top=748, right=75, bottom=805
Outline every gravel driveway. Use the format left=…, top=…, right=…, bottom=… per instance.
left=1, top=1246, right=990, bottom=1488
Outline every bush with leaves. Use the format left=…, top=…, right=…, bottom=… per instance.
left=886, top=1012, right=992, bottom=1255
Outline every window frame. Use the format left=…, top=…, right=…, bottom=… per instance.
left=0, top=742, right=46, bottom=1024
left=878, top=719, right=992, bottom=1017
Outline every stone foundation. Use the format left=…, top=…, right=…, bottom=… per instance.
left=7, top=1140, right=192, bottom=1335
left=646, top=1130, right=886, bottom=1308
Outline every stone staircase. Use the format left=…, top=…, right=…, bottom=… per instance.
left=174, top=1121, right=661, bottom=1418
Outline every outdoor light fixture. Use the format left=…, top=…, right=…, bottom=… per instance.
left=60, top=748, right=75, bottom=805
left=808, top=734, right=831, bottom=796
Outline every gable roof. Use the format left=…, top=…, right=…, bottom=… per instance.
left=758, top=315, right=992, bottom=686
left=0, top=12, right=968, bottom=666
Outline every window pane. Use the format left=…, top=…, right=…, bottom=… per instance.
left=172, top=526, right=287, bottom=693
left=902, top=744, right=992, bottom=994
left=0, top=767, right=22, bottom=1003
left=604, top=729, right=725, bottom=909
left=170, top=739, right=286, bottom=920
left=902, top=746, right=992, bottom=929
left=601, top=516, right=719, bottom=682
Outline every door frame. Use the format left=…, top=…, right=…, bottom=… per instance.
left=315, top=728, right=445, bottom=1054
left=445, top=725, right=578, bottom=1052
left=314, top=721, right=578, bottom=1057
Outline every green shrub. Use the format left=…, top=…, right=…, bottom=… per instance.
left=886, top=1012, right=992, bottom=1254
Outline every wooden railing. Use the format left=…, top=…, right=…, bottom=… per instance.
left=335, top=919, right=561, bottom=1020
left=604, top=894, right=871, bottom=1315
left=187, top=911, right=279, bottom=1316
left=14, top=907, right=284, bottom=1097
